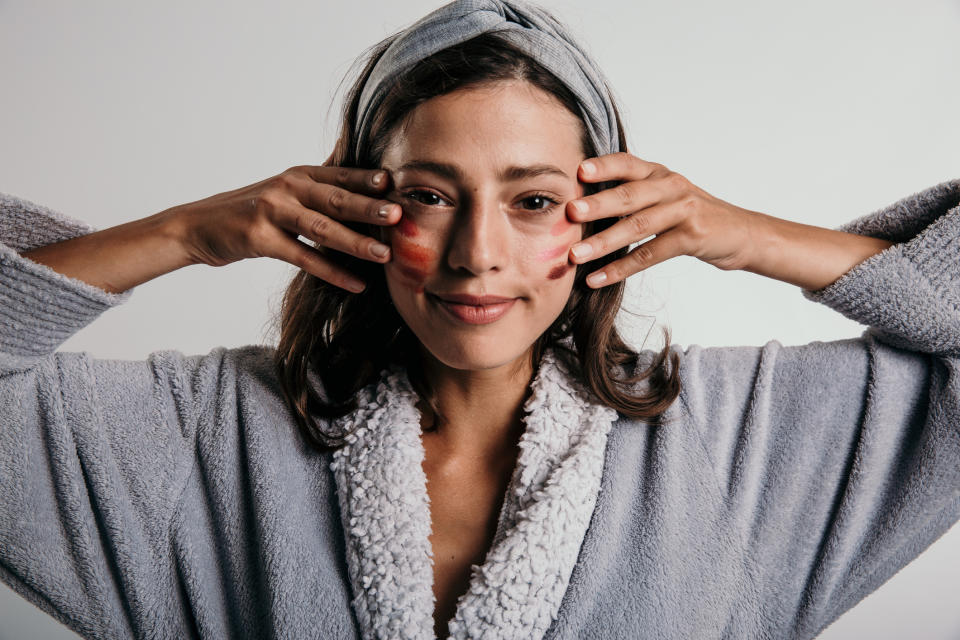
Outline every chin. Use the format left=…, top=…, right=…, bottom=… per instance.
left=417, top=333, right=533, bottom=372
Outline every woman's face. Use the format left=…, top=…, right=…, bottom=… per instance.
left=380, top=79, right=586, bottom=372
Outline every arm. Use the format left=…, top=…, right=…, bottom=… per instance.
left=0, top=193, right=215, bottom=637
left=743, top=211, right=895, bottom=292
left=679, top=178, right=960, bottom=638
left=19, top=206, right=194, bottom=295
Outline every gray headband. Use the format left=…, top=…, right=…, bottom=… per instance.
left=354, top=0, right=620, bottom=159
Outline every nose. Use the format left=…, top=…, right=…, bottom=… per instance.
left=445, top=195, right=508, bottom=277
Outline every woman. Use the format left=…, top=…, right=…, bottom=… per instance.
left=1, top=1, right=958, bottom=639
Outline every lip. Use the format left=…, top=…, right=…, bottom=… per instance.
left=428, top=292, right=519, bottom=325
left=432, top=292, right=517, bottom=305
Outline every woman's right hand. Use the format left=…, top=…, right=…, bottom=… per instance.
left=173, top=163, right=400, bottom=293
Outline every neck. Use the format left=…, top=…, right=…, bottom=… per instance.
left=417, top=347, right=537, bottom=464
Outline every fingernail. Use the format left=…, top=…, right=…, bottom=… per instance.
left=371, top=242, right=390, bottom=258
left=345, top=278, right=366, bottom=293
left=586, top=271, right=607, bottom=287
left=570, top=199, right=588, bottom=216
left=378, top=204, right=394, bottom=218
left=580, top=161, right=595, bottom=177
left=371, top=171, right=385, bottom=186
left=570, top=243, right=593, bottom=260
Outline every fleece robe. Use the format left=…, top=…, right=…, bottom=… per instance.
left=0, top=180, right=958, bottom=640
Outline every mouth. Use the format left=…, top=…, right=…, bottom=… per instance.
left=428, top=292, right=519, bottom=325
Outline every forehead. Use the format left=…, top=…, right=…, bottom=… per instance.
left=382, top=80, right=586, bottom=173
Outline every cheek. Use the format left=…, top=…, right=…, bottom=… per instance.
left=531, top=219, right=582, bottom=281
left=387, top=213, right=439, bottom=294
left=550, top=216, right=573, bottom=237
left=547, top=263, right=572, bottom=280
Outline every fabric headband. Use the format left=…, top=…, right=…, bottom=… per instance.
left=353, top=0, right=620, bottom=159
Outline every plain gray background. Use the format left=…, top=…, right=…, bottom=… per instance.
left=2, top=1, right=959, bottom=638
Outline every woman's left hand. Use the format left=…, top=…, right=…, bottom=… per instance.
left=566, top=152, right=762, bottom=288
left=566, top=151, right=897, bottom=292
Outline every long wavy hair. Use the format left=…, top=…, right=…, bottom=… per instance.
left=271, top=30, right=682, bottom=452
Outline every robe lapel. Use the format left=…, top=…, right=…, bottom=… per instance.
left=329, top=349, right=619, bottom=640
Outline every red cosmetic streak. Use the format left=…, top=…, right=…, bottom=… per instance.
left=392, top=238, right=435, bottom=293
left=396, top=214, right=419, bottom=238
left=536, top=244, right=569, bottom=261
left=547, top=264, right=571, bottom=280
left=550, top=218, right=572, bottom=236
left=392, top=238, right=435, bottom=266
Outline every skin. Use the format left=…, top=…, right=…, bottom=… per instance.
left=376, top=79, right=594, bottom=639
left=379, top=79, right=587, bottom=462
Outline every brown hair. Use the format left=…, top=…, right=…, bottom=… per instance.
left=272, top=31, right=681, bottom=452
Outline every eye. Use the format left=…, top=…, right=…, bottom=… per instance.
left=519, top=192, right=562, bottom=214
left=403, top=189, right=451, bottom=207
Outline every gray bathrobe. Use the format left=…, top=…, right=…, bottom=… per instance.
left=0, top=180, right=958, bottom=640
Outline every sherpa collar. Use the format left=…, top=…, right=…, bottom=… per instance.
left=328, top=348, right=619, bottom=640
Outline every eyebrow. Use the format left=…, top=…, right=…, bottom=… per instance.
left=393, top=160, right=570, bottom=182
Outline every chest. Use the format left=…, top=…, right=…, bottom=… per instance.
left=421, top=440, right=519, bottom=638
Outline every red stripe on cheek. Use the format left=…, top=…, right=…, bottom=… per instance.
left=391, top=238, right=436, bottom=293
left=397, top=213, right=419, bottom=238
left=393, top=240, right=435, bottom=265
left=536, top=244, right=569, bottom=261
left=547, top=264, right=571, bottom=280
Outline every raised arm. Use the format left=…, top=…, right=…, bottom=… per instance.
left=674, top=178, right=960, bottom=638
left=0, top=163, right=404, bottom=636
left=17, top=206, right=193, bottom=295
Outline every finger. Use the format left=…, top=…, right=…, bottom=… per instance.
left=287, top=172, right=401, bottom=226
left=567, top=173, right=678, bottom=223
left=577, top=152, right=664, bottom=184
left=569, top=200, right=681, bottom=264
left=279, top=202, right=393, bottom=264
left=265, top=234, right=368, bottom=293
left=307, top=181, right=401, bottom=226
left=291, top=164, right=392, bottom=198
left=584, top=231, right=689, bottom=288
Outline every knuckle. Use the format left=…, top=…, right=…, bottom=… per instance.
left=261, top=174, right=291, bottom=196
left=615, top=182, right=635, bottom=206
left=631, top=242, right=655, bottom=266
left=325, top=187, right=346, bottom=214
left=276, top=172, right=298, bottom=190
left=684, top=207, right=708, bottom=241
left=680, top=195, right=700, bottom=214
left=309, top=215, right=331, bottom=243
left=590, top=234, right=607, bottom=254
left=335, top=167, right=351, bottom=186
left=628, top=212, right=649, bottom=236
left=245, top=220, right=275, bottom=253
left=253, top=190, right=281, bottom=215
left=667, top=172, right=689, bottom=191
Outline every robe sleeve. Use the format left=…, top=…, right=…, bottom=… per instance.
left=0, top=192, right=216, bottom=638
left=677, top=178, right=960, bottom=639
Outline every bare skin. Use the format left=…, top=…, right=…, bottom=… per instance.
left=420, top=407, right=525, bottom=639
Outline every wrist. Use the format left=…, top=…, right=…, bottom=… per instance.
left=744, top=212, right=895, bottom=291
left=153, top=205, right=201, bottom=269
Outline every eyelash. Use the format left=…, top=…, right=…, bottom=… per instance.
left=401, top=189, right=561, bottom=215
